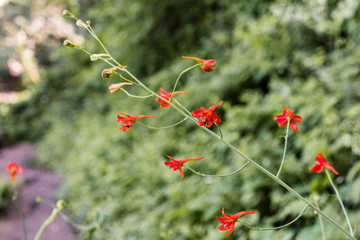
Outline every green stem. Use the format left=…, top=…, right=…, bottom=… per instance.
left=34, top=200, right=65, bottom=240
left=13, top=190, right=27, bottom=240
left=169, top=64, right=200, bottom=102
left=184, top=162, right=249, bottom=177
left=237, top=204, right=308, bottom=231
left=276, top=117, right=290, bottom=177
left=120, top=88, right=154, bottom=98
left=136, top=117, right=187, bottom=129
left=215, top=123, right=223, bottom=140
left=314, top=197, right=326, bottom=240
left=326, top=170, right=354, bottom=237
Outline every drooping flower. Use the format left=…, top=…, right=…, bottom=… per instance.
left=182, top=56, right=216, bottom=72
left=191, top=101, right=223, bottom=127
left=156, top=88, right=187, bottom=108
left=7, top=162, right=24, bottom=183
left=164, top=155, right=204, bottom=179
left=309, top=152, right=339, bottom=175
left=217, top=208, right=256, bottom=236
left=109, top=82, right=133, bottom=93
left=117, top=113, right=155, bottom=132
left=274, top=107, right=302, bottom=133
left=102, top=65, right=127, bottom=78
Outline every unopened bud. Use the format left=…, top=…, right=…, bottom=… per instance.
left=90, top=53, right=109, bottom=61
left=63, top=39, right=75, bottom=48
left=109, top=82, right=133, bottom=93
left=62, top=10, right=73, bottom=17
left=86, top=20, right=91, bottom=25
left=76, top=20, right=87, bottom=28
left=102, top=65, right=127, bottom=78
left=56, top=200, right=66, bottom=210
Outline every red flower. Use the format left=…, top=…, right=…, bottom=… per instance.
left=182, top=56, right=216, bottom=72
left=274, top=107, right=302, bottom=133
left=309, top=152, right=339, bottom=175
left=164, top=155, right=204, bottom=179
left=156, top=88, right=187, bottom=108
left=7, top=162, right=24, bottom=183
left=191, top=101, right=223, bottom=127
left=117, top=113, right=155, bottom=132
left=217, top=208, right=256, bottom=236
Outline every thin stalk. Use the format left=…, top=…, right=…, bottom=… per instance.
left=184, top=162, right=249, bottom=177
left=136, top=117, right=187, bottom=129
left=13, top=190, right=27, bottom=240
left=120, top=88, right=154, bottom=98
left=314, top=197, right=326, bottom=240
left=169, top=64, right=199, bottom=102
left=276, top=117, right=290, bottom=177
left=326, top=170, right=354, bottom=237
left=237, top=204, right=308, bottom=231
left=34, top=200, right=65, bottom=240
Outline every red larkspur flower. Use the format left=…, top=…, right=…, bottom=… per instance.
left=217, top=208, right=256, bottom=236
left=7, top=162, right=24, bottom=183
left=164, top=155, right=203, bottom=179
left=274, top=107, right=302, bottom=133
left=117, top=113, right=155, bottom=132
left=309, top=152, right=339, bottom=175
left=156, top=88, right=187, bottom=108
left=182, top=56, right=216, bottom=72
left=191, top=101, right=223, bottom=127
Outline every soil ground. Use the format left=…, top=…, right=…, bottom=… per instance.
left=0, top=143, right=77, bottom=240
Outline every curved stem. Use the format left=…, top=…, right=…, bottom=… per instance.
left=326, top=170, right=354, bottom=237
left=184, top=162, right=249, bottom=177
left=120, top=88, right=154, bottom=98
left=136, top=117, right=187, bottom=129
left=237, top=204, right=308, bottom=231
left=169, top=64, right=199, bottom=102
left=276, top=117, right=290, bottom=177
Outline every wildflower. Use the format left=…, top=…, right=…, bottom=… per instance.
left=102, top=65, right=127, bottom=78
left=309, top=152, right=339, bottom=175
left=156, top=88, right=187, bottom=108
left=7, top=162, right=24, bottom=183
left=182, top=56, right=216, bottom=72
left=109, top=82, right=133, bottom=93
left=217, top=208, right=256, bottom=236
left=117, top=113, right=155, bottom=132
left=164, top=155, right=203, bottom=179
left=274, top=107, right=302, bottom=133
left=191, top=101, right=223, bottom=127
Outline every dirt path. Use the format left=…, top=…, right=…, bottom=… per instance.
left=0, top=143, right=77, bottom=240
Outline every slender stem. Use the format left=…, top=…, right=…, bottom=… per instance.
left=120, top=88, right=154, bottom=98
left=326, top=170, right=354, bottom=237
left=34, top=200, right=65, bottom=240
left=13, top=190, right=27, bottom=240
left=237, top=204, right=308, bottom=231
left=169, top=64, right=199, bottom=102
left=276, top=117, right=290, bottom=177
left=184, top=162, right=249, bottom=177
left=136, top=117, right=187, bottom=129
left=314, top=197, right=326, bottom=240
left=215, top=123, right=223, bottom=140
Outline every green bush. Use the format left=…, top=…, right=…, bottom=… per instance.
left=3, top=0, right=360, bottom=239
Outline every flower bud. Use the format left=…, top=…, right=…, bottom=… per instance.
left=63, top=39, right=75, bottom=48
left=109, top=82, right=133, bottom=93
left=102, top=65, right=127, bottom=78
left=76, top=20, right=87, bottom=28
left=62, top=10, right=73, bottom=17
left=56, top=200, right=66, bottom=210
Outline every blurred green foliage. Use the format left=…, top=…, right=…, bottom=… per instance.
left=2, top=0, right=360, bottom=239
